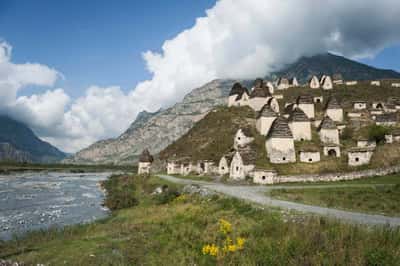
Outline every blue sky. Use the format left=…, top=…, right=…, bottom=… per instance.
left=0, top=0, right=216, bottom=97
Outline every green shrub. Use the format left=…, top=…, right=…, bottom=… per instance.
left=153, top=187, right=180, bottom=205
left=102, top=175, right=138, bottom=210
left=368, top=125, right=390, bottom=144
left=365, top=248, right=396, bottom=266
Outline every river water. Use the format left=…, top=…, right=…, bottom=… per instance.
left=0, top=172, right=111, bottom=240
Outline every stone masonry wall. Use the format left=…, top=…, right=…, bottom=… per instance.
left=276, top=165, right=400, bottom=184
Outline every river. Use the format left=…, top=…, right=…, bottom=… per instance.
left=0, top=172, right=111, bottom=240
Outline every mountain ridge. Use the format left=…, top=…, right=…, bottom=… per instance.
left=66, top=53, right=400, bottom=165
left=0, top=115, right=66, bottom=163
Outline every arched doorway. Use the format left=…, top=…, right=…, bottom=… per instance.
left=328, top=149, right=337, bottom=157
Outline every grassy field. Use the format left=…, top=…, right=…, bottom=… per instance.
left=270, top=184, right=400, bottom=217
left=1, top=175, right=400, bottom=265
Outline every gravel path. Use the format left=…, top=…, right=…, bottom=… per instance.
left=158, top=175, right=400, bottom=227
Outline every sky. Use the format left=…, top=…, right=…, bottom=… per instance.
left=0, top=0, right=400, bottom=153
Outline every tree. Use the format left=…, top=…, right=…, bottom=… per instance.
left=368, top=125, right=390, bottom=144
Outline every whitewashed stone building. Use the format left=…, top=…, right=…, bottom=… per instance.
left=318, top=116, right=340, bottom=145
left=256, top=104, right=278, bottom=135
left=313, top=96, right=323, bottom=104
left=323, top=145, right=341, bottom=157
left=321, top=75, right=333, bottom=90
left=372, top=101, right=385, bottom=110
left=353, top=101, right=367, bottom=110
left=309, top=75, right=320, bottom=89
left=180, top=161, right=194, bottom=176
left=289, top=77, right=299, bottom=87
left=167, top=161, right=180, bottom=175
left=299, top=149, right=321, bottom=163
left=375, top=113, right=397, bottom=126
left=333, top=73, right=344, bottom=85
left=234, top=128, right=254, bottom=149
left=229, top=149, right=256, bottom=180
left=277, top=77, right=290, bottom=90
left=346, top=81, right=358, bottom=86
left=348, top=147, right=374, bottom=166
left=371, top=80, right=381, bottom=86
left=325, top=97, right=343, bottom=122
left=288, top=107, right=312, bottom=141
left=296, top=95, right=315, bottom=119
left=392, top=83, right=400, bottom=88
left=249, top=86, right=271, bottom=111
left=267, top=97, right=280, bottom=113
left=385, top=129, right=400, bottom=144
left=266, top=81, right=275, bottom=94
left=138, top=149, right=154, bottom=174
left=228, top=83, right=249, bottom=107
left=266, top=117, right=296, bottom=164
left=196, top=160, right=215, bottom=175
left=252, top=169, right=277, bottom=184
left=357, top=138, right=376, bottom=148
left=218, top=155, right=233, bottom=176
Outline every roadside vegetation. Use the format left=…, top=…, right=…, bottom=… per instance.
left=270, top=185, right=400, bottom=217
left=1, top=175, right=400, bottom=265
left=269, top=174, right=400, bottom=216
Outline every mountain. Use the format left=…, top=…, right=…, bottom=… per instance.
left=67, top=53, right=400, bottom=165
left=65, top=79, right=235, bottom=164
left=270, top=53, right=400, bottom=83
left=0, top=116, right=66, bottom=163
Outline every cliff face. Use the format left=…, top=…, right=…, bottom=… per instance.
left=66, top=79, right=235, bottom=164
left=0, top=143, right=32, bottom=162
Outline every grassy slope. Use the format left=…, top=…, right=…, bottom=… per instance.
left=159, top=106, right=256, bottom=162
left=159, top=82, right=400, bottom=175
left=1, top=175, right=400, bottom=265
left=271, top=184, right=400, bottom=217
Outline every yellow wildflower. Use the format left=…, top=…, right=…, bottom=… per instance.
left=202, top=244, right=211, bottom=255
left=236, top=237, right=246, bottom=249
left=219, top=219, right=232, bottom=235
left=227, top=244, right=238, bottom=252
left=174, top=194, right=187, bottom=203
left=202, top=244, right=219, bottom=257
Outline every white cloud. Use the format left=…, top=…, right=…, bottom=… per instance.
left=1, top=0, right=400, bottom=153
left=133, top=0, right=400, bottom=111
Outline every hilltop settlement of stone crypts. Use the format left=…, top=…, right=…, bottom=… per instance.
left=139, top=75, right=400, bottom=185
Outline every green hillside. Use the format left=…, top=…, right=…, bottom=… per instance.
left=159, top=106, right=257, bottom=162
left=159, top=82, right=400, bottom=175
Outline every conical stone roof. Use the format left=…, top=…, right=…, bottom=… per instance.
left=326, top=97, right=341, bottom=109
left=229, top=82, right=246, bottom=96
left=267, top=117, right=293, bottom=139
left=318, top=116, right=337, bottom=130
left=139, top=149, right=154, bottom=163
left=289, top=107, right=309, bottom=122
left=250, top=86, right=271, bottom=98
left=296, top=95, right=313, bottom=104
left=257, top=104, right=278, bottom=118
